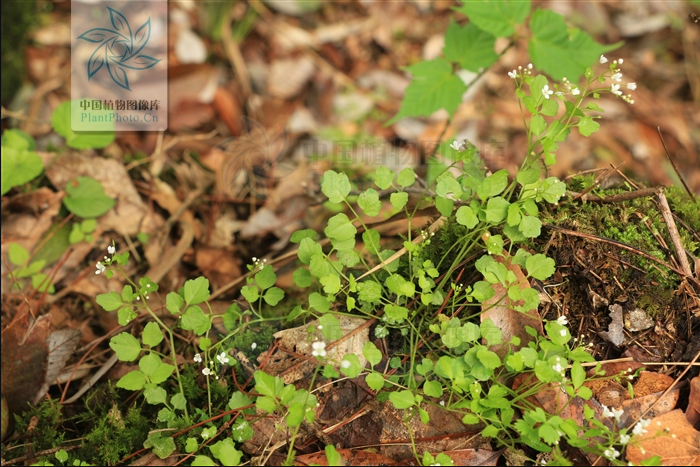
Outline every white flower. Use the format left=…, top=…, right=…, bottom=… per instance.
left=194, top=353, right=202, bottom=363
left=312, top=341, right=327, bottom=358
left=341, top=359, right=351, bottom=369
left=556, top=315, right=568, bottom=326
left=612, top=72, right=623, bottom=82
left=602, top=406, right=614, bottom=418
left=618, top=58, right=624, bottom=64
left=251, top=342, right=257, bottom=350
left=627, top=82, right=637, bottom=90
left=95, top=262, right=106, bottom=274
left=450, top=140, right=466, bottom=151
left=603, top=448, right=620, bottom=460
left=107, top=244, right=116, bottom=255
left=552, top=362, right=564, bottom=373
left=217, top=352, right=230, bottom=365
left=542, top=85, right=554, bottom=99
left=202, top=367, right=212, bottom=376
left=508, top=70, right=517, bottom=79
left=439, top=400, right=445, bottom=406
left=611, top=84, right=622, bottom=96
left=317, top=325, right=323, bottom=330
left=571, top=87, right=580, bottom=96
left=600, top=55, right=608, bottom=64
left=619, top=433, right=630, bottom=444
left=613, top=408, right=624, bottom=422
left=632, top=418, right=650, bottom=436
left=528, top=63, right=533, bottom=70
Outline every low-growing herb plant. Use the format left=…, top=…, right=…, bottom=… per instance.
left=79, top=2, right=670, bottom=466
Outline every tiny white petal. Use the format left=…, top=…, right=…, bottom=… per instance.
left=612, top=72, right=623, bottom=82
left=559, top=329, right=567, bottom=337
left=95, top=262, right=106, bottom=274
left=107, top=245, right=116, bottom=255
left=599, top=55, right=608, bottom=64
left=627, top=82, right=636, bottom=90
left=618, top=58, right=624, bottom=64
left=571, top=88, right=580, bottom=96
left=341, top=359, right=351, bottom=369
left=194, top=353, right=202, bottom=363
left=202, top=367, right=212, bottom=376
left=508, top=70, right=517, bottom=79
left=556, top=315, right=568, bottom=326
left=251, top=342, right=257, bottom=350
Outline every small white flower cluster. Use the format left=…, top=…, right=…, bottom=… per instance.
left=507, top=63, right=533, bottom=79
left=632, top=418, right=651, bottom=436
left=560, top=77, right=581, bottom=96
left=602, top=405, right=624, bottom=423
left=251, top=256, right=268, bottom=271
left=603, top=447, right=620, bottom=460
left=450, top=139, right=467, bottom=151
left=600, top=55, right=635, bottom=104
left=312, top=341, right=327, bottom=358
left=96, top=242, right=117, bottom=274
left=194, top=351, right=229, bottom=379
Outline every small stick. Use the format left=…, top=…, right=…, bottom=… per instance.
left=657, top=127, right=696, bottom=203
left=657, top=189, right=694, bottom=277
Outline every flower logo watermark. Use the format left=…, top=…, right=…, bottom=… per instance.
left=77, top=6, right=162, bottom=91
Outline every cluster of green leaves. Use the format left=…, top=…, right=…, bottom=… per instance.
left=51, top=101, right=114, bottom=150
left=390, top=0, right=620, bottom=122
left=1, top=129, right=43, bottom=195
left=7, top=242, right=55, bottom=293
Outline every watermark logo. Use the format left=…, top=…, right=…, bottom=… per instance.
left=71, top=0, right=167, bottom=132
left=77, top=6, right=161, bottom=91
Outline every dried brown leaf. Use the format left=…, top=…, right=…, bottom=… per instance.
left=626, top=409, right=700, bottom=465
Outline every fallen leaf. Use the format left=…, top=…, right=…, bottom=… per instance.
left=599, top=304, right=625, bottom=346
left=687, top=377, right=700, bottom=429
left=625, top=409, right=700, bottom=465
left=481, top=254, right=543, bottom=358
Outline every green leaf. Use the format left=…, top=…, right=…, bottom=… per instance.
left=456, top=0, right=531, bottom=37
left=324, top=213, right=357, bottom=241
left=319, top=313, right=343, bottom=341
left=292, top=267, right=314, bottom=288
left=571, top=361, right=585, bottom=389
left=485, top=197, right=510, bottom=223
left=325, top=445, right=343, bottom=467
left=390, top=191, right=408, bottom=210
left=529, top=9, right=622, bottom=81
left=63, top=177, right=115, bottom=218
left=362, top=342, right=382, bottom=367
left=443, top=19, right=498, bottom=72
left=435, top=196, right=454, bottom=216
left=455, top=206, right=479, bottom=229
left=358, top=188, right=382, bottom=216
left=171, top=393, right=186, bottom=410
left=116, top=370, right=146, bottom=390
left=357, top=280, right=382, bottom=304
left=184, top=277, right=210, bottom=304
left=519, top=215, right=542, bottom=238
left=365, top=372, right=385, bottom=391
left=530, top=115, right=546, bottom=135
left=388, top=58, right=467, bottom=123
left=240, top=284, right=259, bottom=303
left=181, top=305, right=212, bottom=336
left=231, top=418, right=254, bottom=443
left=290, top=229, right=316, bottom=243
left=340, top=354, right=362, bottom=378
left=423, top=380, right=442, bottom=398
left=254, top=370, right=278, bottom=398
left=8, top=243, right=29, bottom=266
left=139, top=353, right=162, bottom=377
left=96, top=291, right=122, bottom=311
left=577, top=116, right=600, bottom=137
left=539, top=177, right=566, bottom=203
left=166, top=292, right=184, bottom=314
left=321, top=170, right=351, bottom=203
left=384, top=304, right=409, bottom=323
left=142, top=322, right=164, bottom=347
left=525, top=254, right=556, bottom=280
left=476, top=347, right=502, bottom=370
left=117, top=307, right=137, bottom=326
left=477, top=169, right=509, bottom=200
left=255, top=265, right=277, bottom=290
left=1, top=146, right=43, bottom=196
left=389, top=390, right=415, bottom=409
left=51, top=101, right=115, bottom=149
left=397, top=168, right=416, bottom=188
left=263, top=287, right=284, bottom=306
left=374, top=166, right=394, bottom=190
left=191, top=456, right=216, bottom=466
left=309, top=292, right=330, bottom=313
left=144, top=387, right=167, bottom=405
left=2, top=129, right=35, bottom=151
left=143, top=432, right=176, bottom=460
left=480, top=319, right=503, bottom=346
left=110, top=332, right=142, bottom=361
left=185, top=438, right=199, bottom=454
left=211, top=439, right=242, bottom=466
left=228, top=391, right=252, bottom=410
left=436, top=175, right=462, bottom=198
left=298, top=238, right=322, bottom=265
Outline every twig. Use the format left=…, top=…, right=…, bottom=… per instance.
left=657, top=189, right=694, bottom=277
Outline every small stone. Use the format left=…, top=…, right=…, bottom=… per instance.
left=625, top=308, right=654, bottom=332
left=599, top=304, right=625, bottom=346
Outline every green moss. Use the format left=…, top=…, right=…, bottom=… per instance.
left=635, top=284, right=673, bottom=318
